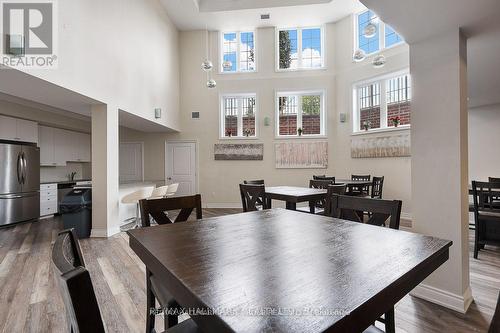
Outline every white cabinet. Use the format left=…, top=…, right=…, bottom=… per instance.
left=0, top=115, right=38, bottom=144
left=40, top=183, right=58, bottom=216
left=38, top=125, right=91, bottom=166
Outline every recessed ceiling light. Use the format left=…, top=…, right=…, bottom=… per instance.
left=261, top=14, right=270, bottom=20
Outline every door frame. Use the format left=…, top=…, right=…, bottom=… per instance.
left=164, top=140, right=199, bottom=193
left=119, top=141, right=144, bottom=182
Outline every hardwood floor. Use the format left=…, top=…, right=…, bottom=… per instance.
left=0, top=209, right=497, bottom=332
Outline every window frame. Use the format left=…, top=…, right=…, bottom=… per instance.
left=219, top=31, right=257, bottom=74
left=219, top=93, right=258, bottom=140
left=352, top=69, right=411, bottom=134
left=354, top=10, right=404, bottom=57
left=275, top=89, right=327, bottom=139
left=275, top=26, right=326, bottom=72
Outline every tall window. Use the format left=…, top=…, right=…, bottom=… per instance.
left=353, top=72, right=411, bottom=132
left=277, top=27, right=324, bottom=70
left=220, top=94, right=257, bottom=138
left=356, top=10, right=404, bottom=55
left=276, top=90, right=325, bottom=137
left=221, top=31, right=255, bottom=73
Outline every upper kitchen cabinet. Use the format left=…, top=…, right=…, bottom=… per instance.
left=0, top=115, right=38, bottom=144
left=39, top=125, right=91, bottom=166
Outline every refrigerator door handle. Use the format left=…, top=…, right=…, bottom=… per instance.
left=21, top=152, right=27, bottom=184
left=0, top=194, right=23, bottom=199
left=17, top=153, right=22, bottom=184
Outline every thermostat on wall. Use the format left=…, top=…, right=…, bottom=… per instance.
left=339, top=113, right=347, bottom=123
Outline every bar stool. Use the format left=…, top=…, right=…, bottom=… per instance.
left=165, top=183, right=179, bottom=197
left=121, top=187, right=154, bottom=229
left=149, top=185, right=169, bottom=199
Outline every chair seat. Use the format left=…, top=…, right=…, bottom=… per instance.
left=165, top=319, right=203, bottom=333
left=363, top=325, right=385, bottom=333
left=150, top=275, right=179, bottom=308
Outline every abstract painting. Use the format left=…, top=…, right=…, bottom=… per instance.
left=351, top=133, right=411, bottom=158
left=214, top=144, right=264, bottom=160
left=275, top=141, right=328, bottom=169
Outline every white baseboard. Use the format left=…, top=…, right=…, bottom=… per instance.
left=410, top=283, right=473, bottom=314
left=401, top=212, right=412, bottom=221
left=90, top=226, right=121, bottom=238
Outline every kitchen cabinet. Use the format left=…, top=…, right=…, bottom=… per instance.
left=0, top=115, right=38, bottom=144
left=39, top=125, right=91, bottom=166
left=40, top=183, right=58, bottom=216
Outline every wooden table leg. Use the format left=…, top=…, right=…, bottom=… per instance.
left=309, top=201, right=315, bottom=214
left=286, top=201, right=297, bottom=210
left=146, top=269, right=155, bottom=333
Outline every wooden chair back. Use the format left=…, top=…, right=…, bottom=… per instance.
left=313, top=175, right=336, bottom=182
left=52, top=229, right=105, bottom=333
left=139, top=195, right=203, bottom=227
left=243, top=179, right=265, bottom=185
left=490, top=291, right=500, bottom=333
left=472, top=181, right=500, bottom=212
left=329, top=195, right=402, bottom=230
left=239, top=184, right=269, bottom=212
left=489, top=177, right=500, bottom=183
left=351, top=174, right=371, bottom=195
left=324, top=184, right=347, bottom=216
left=371, top=176, right=385, bottom=199
left=309, top=179, right=336, bottom=210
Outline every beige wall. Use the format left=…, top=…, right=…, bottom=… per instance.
left=468, top=103, right=500, bottom=181
left=121, top=15, right=412, bottom=214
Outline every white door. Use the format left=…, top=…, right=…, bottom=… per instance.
left=119, top=143, right=143, bottom=183
left=166, top=142, right=197, bottom=196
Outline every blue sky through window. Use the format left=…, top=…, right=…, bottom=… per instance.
left=385, top=25, right=403, bottom=48
left=358, top=10, right=379, bottom=54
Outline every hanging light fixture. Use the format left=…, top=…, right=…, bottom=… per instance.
left=222, top=60, right=232, bottom=70
left=363, top=22, right=377, bottom=38
left=372, top=54, right=386, bottom=68
left=206, top=78, right=217, bottom=89
left=353, top=49, right=366, bottom=62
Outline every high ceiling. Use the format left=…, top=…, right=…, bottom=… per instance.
left=360, top=0, right=500, bottom=108
left=160, top=0, right=365, bottom=31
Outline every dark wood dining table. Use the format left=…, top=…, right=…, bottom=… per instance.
left=128, top=209, right=452, bottom=333
left=265, top=186, right=327, bottom=212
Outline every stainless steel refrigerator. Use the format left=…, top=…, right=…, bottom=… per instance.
left=0, top=142, right=40, bottom=227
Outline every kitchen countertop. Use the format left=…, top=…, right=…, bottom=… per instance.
left=40, top=179, right=92, bottom=185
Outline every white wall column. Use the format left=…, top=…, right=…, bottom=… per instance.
left=409, top=29, right=472, bottom=313
left=91, top=104, right=120, bottom=237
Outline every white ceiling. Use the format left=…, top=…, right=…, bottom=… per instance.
left=360, top=0, right=500, bottom=108
left=160, top=0, right=365, bottom=31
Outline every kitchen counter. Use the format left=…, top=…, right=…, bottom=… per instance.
left=40, top=179, right=92, bottom=185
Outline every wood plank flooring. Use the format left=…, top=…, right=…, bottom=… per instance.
left=0, top=208, right=497, bottom=333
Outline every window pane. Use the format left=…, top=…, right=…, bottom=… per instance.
left=240, top=32, right=255, bottom=71
left=223, top=33, right=237, bottom=72
left=279, top=96, right=298, bottom=135
left=302, top=95, right=321, bottom=135
left=224, top=97, right=238, bottom=136
left=387, top=75, right=411, bottom=126
left=279, top=29, right=298, bottom=69
left=301, top=28, right=322, bottom=68
left=242, top=97, right=256, bottom=136
left=385, top=25, right=403, bottom=48
left=358, top=10, right=380, bottom=54
left=358, top=83, right=380, bottom=130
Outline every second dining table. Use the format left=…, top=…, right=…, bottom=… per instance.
left=265, top=186, right=327, bottom=212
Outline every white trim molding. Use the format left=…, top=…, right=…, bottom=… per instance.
left=410, top=284, right=473, bottom=314
left=90, top=226, right=121, bottom=238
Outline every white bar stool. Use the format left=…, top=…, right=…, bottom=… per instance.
left=121, top=187, right=154, bottom=229
left=165, top=183, right=179, bottom=197
left=149, top=185, right=170, bottom=199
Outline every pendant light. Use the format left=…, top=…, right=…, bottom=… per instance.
left=372, top=54, right=386, bottom=68
left=201, top=28, right=213, bottom=72
left=353, top=49, right=366, bottom=62
left=363, top=22, right=377, bottom=38
left=222, top=60, right=232, bottom=70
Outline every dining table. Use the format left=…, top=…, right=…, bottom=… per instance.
left=265, top=186, right=327, bottom=212
left=128, top=208, right=452, bottom=333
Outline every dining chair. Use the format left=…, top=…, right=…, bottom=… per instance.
left=323, top=184, right=348, bottom=216
left=297, top=179, right=335, bottom=214
left=313, top=175, right=336, bottom=182
left=139, top=194, right=202, bottom=227
left=52, top=229, right=201, bottom=333
left=471, top=181, right=500, bottom=259
left=239, top=183, right=270, bottom=212
left=243, top=179, right=265, bottom=185
left=138, top=195, right=203, bottom=332
left=351, top=174, right=371, bottom=196
left=490, top=291, right=500, bottom=333
left=369, top=176, right=385, bottom=199
left=328, top=195, right=401, bottom=333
